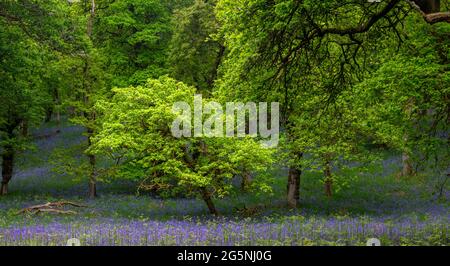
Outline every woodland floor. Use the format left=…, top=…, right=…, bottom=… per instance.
left=0, top=121, right=448, bottom=246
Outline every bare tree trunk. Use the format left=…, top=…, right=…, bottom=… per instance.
left=1, top=144, right=14, bottom=196
left=287, top=167, right=301, bottom=208
left=324, top=160, right=332, bottom=198
left=200, top=188, right=218, bottom=215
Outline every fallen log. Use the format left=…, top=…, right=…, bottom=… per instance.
left=16, top=201, right=87, bottom=215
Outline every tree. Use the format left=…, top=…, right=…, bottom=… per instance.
left=0, top=0, right=77, bottom=51
left=216, top=0, right=449, bottom=207
left=63, top=0, right=108, bottom=198
left=63, top=0, right=188, bottom=198
left=93, top=0, right=173, bottom=87
left=0, top=0, right=75, bottom=195
left=350, top=16, right=449, bottom=178
left=168, top=0, right=225, bottom=94
left=0, top=26, right=47, bottom=194
left=91, top=76, right=274, bottom=214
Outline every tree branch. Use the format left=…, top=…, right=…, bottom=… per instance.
left=406, top=0, right=450, bottom=24
left=319, top=0, right=402, bottom=36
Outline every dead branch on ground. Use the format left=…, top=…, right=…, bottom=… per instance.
left=16, top=201, right=87, bottom=215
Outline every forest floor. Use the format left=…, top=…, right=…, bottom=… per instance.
left=0, top=121, right=448, bottom=246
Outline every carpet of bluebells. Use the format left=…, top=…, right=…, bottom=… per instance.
left=0, top=122, right=448, bottom=246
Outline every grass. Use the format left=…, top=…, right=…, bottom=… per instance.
left=0, top=121, right=448, bottom=246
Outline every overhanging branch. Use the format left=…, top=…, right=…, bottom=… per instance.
left=319, top=0, right=402, bottom=36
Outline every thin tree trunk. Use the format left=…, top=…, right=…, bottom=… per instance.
left=20, top=120, right=28, bottom=137
left=68, top=106, right=76, bottom=117
left=207, top=44, right=226, bottom=90
left=56, top=110, right=60, bottom=124
left=294, top=169, right=300, bottom=201
left=1, top=145, right=14, bottom=196
left=45, top=108, right=53, bottom=123
left=401, top=152, right=414, bottom=177
left=83, top=0, right=97, bottom=199
left=324, top=160, right=332, bottom=197
left=401, top=98, right=415, bottom=177
left=287, top=167, right=301, bottom=208
left=56, top=110, right=61, bottom=134
left=286, top=152, right=302, bottom=208
left=55, top=87, right=61, bottom=134
left=200, top=188, right=218, bottom=215
left=401, top=134, right=414, bottom=177
left=87, top=128, right=97, bottom=198
left=241, top=171, right=252, bottom=191
left=88, top=153, right=97, bottom=198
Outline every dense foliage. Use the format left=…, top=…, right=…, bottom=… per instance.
left=0, top=0, right=448, bottom=217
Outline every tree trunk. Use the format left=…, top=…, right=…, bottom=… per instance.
left=324, top=160, right=332, bottom=197
left=20, top=120, right=28, bottom=137
left=83, top=0, right=97, bottom=199
left=55, top=110, right=61, bottom=134
left=87, top=0, right=95, bottom=37
left=287, top=167, right=301, bottom=208
left=401, top=99, right=415, bottom=177
left=68, top=106, right=76, bottom=117
left=1, top=145, right=14, bottom=196
left=325, top=180, right=332, bottom=198
left=414, top=0, right=440, bottom=13
left=87, top=128, right=97, bottom=199
left=241, top=171, right=252, bottom=192
left=401, top=134, right=414, bottom=177
left=88, top=176, right=97, bottom=199
left=45, top=108, right=53, bottom=123
left=88, top=153, right=97, bottom=198
left=207, top=44, right=226, bottom=90
left=55, top=87, right=61, bottom=134
left=401, top=152, right=414, bottom=177
left=200, top=188, right=218, bottom=215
